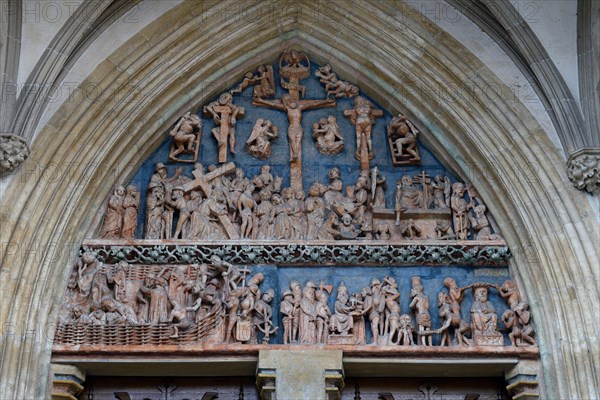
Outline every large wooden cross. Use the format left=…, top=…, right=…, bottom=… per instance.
left=181, top=162, right=236, bottom=196
left=253, top=94, right=335, bottom=192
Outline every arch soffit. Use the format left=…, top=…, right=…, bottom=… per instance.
left=1, top=1, right=598, bottom=398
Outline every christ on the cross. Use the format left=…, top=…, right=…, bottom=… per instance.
left=253, top=94, right=335, bottom=161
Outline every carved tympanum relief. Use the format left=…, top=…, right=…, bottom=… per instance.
left=57, top=50, right=533, bottom=358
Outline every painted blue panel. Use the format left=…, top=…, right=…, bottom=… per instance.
left=245, top=264, right=510, bottom=345
left=128, top=61, right=461, bottom=239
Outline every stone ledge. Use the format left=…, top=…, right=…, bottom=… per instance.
left=81, top=239, right=510, bottom=266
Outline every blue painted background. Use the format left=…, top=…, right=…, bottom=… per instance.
left=248, top=264, right=511, bottom=345
left=128, top=61, right=461, bottom=239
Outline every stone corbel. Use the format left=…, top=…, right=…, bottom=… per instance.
left=0, top=133, right=29, bottom=174
left=567, top=148, right=600, bottom=194
left=504, top=360, right=540, bottom=399
left=51, top=364, right=85, bottom=400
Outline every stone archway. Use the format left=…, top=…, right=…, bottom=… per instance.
left=0, top=2, right=597, bottom=399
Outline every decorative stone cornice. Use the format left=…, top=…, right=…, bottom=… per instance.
left=82, top=239, right=511, bottom=266
left=0, top=134, right=29, bottom=174
left=567, top=148, right=600, bottom=194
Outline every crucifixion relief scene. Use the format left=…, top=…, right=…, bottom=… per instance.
left=52, top=49, right=537, bottom=400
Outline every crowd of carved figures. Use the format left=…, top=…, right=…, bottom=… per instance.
left=281, top=277, right=534, bottom=347
left=99, top=162, right=502, bottom=242
left=57, top=252, right=534, bottom=348
left=59, top=252, right=276, bottom=344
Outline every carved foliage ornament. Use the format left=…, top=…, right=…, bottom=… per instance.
left=0, top=134, right=29, bottom=173
left=567, top=148, right=600, bottom=194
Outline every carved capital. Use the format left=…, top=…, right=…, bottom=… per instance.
left=0, top=133, right=29, bottom=174
left=567, top=148, right=600, bottom=194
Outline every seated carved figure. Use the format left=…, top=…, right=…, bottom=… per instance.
left=329, top=283, right=354, bottom=335
left=471, top=287, right=499, bottom=336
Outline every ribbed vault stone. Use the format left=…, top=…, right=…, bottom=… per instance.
left=0, top=1, right=597, bottom=399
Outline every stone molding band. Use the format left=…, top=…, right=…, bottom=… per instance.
left=82, top=240, right=511, bottom=266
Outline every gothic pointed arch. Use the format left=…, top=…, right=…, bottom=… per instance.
left=0, top=2, right=597, bottom=399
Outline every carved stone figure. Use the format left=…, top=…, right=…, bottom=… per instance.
left=374, top=223, right=391, bottom=240
left=438, top=277, right=471, bottom=346
left=230, top=65, right=276, bottom=99
left=435, top=220, right=455, bottom=240
left=401, top=219, right=421, bottom=240
left=305, top=184, right=325, bottom=240
left=451, top=183, right=471, bottom=240
left=169, top=112, right=202, bottom=163
left=246, top=118, right=278, bottom=160
left=312, top=115, right=344, bottom=155
left=338, top=213, right=361, bottom=240
left=100, top=185, right=125, bottom=239
left=121, top=185, right=139, bottom=239
left=436, top=292, right=471, bottom=347
left=431, top=175, right=451, bottom=209
left=315, top=64, right=359, bottom=98
left=329, top=283, right=354, bottom=336
left=290, top=280, right=302, bottom=343
left=256, top=189, right=274, bottom=239
left=139, top=273, right=169, bottom=324
left=370, top=167, right=386, bottom=209
left=382, top=276, right=400, bottom=341
left=299, top=281, right=318, bottom=344
left=204, top=92, right=245, bottom=163
left=369, top=278, right=385, bottom=345
left=315, top=289, right=331, bottom=344
left=165, top=187, right=190, bottom=239
left=409, top=277, right=432, bottom=346
left=398, top=314, right=415, bottom=346
left=254, top=289, right=277, bottom=344
left=470, top=286, right=502, bottom=345
left=238, top=183, right=257, bottom=239
left=253, top=65, right=276, bottom=99
left=387, top=113, right=420, bottom=165
left=344, top=96, right=383, bottom=169
left=280, top=291, right=294, bottom=344
left=503, top=302, right=536, bottom=347
left=394, top=175, right=424, bottom=225
left=145, top=163, right=183, bottom=239
left=469, top=204, right=502, bottom=240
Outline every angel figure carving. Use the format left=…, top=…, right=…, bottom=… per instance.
left=246, top=118, right=279, bottom=159
left=312, top=115, right=344, bottom=155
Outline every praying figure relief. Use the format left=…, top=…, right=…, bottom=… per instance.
left=387, top=113, right=420, bottom=165
left=246, top=118, right=278, bottom=160
left=168, top=112, right=202, bottom=163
